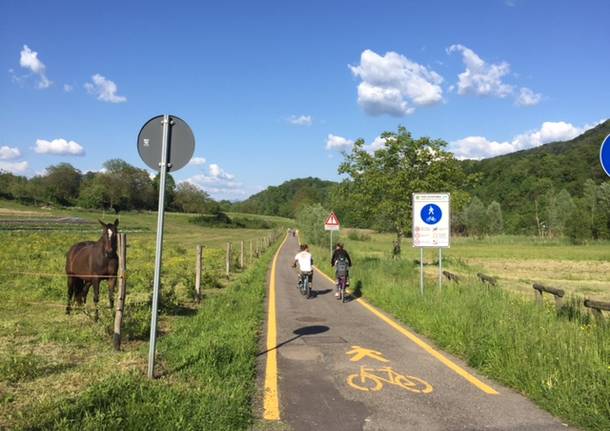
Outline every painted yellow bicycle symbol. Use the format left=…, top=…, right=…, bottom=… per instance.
left=347, top=366, right=433, bottom=394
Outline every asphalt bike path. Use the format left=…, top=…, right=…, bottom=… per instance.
left=261, top=235, right=576, bottom=430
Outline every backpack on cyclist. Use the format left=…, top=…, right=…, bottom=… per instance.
left=336, top=255, right=349, bottom=277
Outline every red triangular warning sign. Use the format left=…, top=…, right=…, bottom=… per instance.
left=325, top=212, right=340, bottom=226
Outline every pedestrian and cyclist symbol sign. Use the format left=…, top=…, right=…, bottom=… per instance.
left=412, top=193, right=450, bottom=248
left=421, top=204, right=442, bottom=225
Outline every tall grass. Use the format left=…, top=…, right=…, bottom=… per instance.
left=309, top=243, right=610, bottom=431
left=16, top=239, right=277, bottom=430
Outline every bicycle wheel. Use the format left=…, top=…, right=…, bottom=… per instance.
left=304, top=277, right=310, bottom=297
left=300, top=277, right=308, bottom=296
left=347, top=373, right=383, bottom=392
left=395, top=374, right=433, bottom=394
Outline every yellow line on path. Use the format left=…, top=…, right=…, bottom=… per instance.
left=263, top=233, right=288, bottom=421
left=315, top=268, right=498, bottom=395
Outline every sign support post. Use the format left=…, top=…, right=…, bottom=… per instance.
left=438, top=248, right=442, bottom=290
left=147, top=115, right=169, bottom=379
left=138, top=114, right=195, bottom=379
left=420, top=248, right=424, bottom=295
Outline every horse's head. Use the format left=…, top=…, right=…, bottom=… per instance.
left=98, top=219, right=119, bottom=257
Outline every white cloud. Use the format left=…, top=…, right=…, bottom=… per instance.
left=84, top=74, right=127, bottom=103
left=34, top=138, right=85, bottom=156
left=0, top=161, right=29, bottom=174
left=188, top=156, right=207, bottom=166
left=349, top=49, right=443, bottom=116
left=63, top=84, right=73, bottom=92
left=447, top=44, right=513, bottom=98
left=366, top=136, right=388, bottom=152
left=19, top=45, right=52, bottom=89
left=208, top=163, right=235, bottom=180
left=326, top=134, right=354, bottom=151
left=516, top=87, right=542, bottom=106
left=185, top=173, right=246, bottom=199
left=450, top=120, right=600, bottom=159
left=288, top=115, right=313, bottom=126
left=0, top=146, right=21, bottom=160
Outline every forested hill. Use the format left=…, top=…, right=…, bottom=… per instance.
left=232, top=177, right=336, bottom=218
left=462, top=119, right=610, bottom=232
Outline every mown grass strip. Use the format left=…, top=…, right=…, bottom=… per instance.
left=17, top=241, right=279, bottom=431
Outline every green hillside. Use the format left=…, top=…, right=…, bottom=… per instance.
left=232, top=177, right=336, bottom=218
left=462, top=119, right=610, bottom=233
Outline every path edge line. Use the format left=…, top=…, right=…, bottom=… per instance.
left=263, top=233, right=289, bottom=420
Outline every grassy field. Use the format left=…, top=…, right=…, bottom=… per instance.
left=308, top=230, right=610, bottom=431
left=0, top=200, right=287, bottom=429
left=334, top=230, right=610, bottom=301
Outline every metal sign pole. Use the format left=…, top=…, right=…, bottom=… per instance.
left=330, top=230, right=333, bottom=259
left=147, top=114, right=170, bottom=379
left=438, top=248, right=442, bottom=290
left=420, top=247, right=424, bottom=295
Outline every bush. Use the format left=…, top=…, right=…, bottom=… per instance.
left=347, top=230, right=371, bottom=241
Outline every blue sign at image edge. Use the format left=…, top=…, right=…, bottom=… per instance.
left=599, top=134, right=610, bottom=177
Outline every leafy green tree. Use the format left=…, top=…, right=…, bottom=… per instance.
left=153, top=173, right=176, bottom=210
left=338, top=126, right=469, bottom=250
left=101, top=159, right=155, bottom=211
left=42, top=163, right=81, bottom=205
left=296, top=203, right=334, bottom=247
left=556, top=189, right=576, bottom=236
left=486, top=201, right=503, bottom=235
left=463, top=196, right=487, bottom=237
left=174, top=182, right=217, bottom=213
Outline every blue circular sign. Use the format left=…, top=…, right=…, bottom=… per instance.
left=421, top=204, right=442, bottom=225
left=600, top=134, right=610, bottom=177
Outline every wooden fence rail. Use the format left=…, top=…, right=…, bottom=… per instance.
left=442, top=270, right=461, bottom=283
left=477, top=272, right=497, bottom=286
left=584, top=298, right=610, bottom=320
left=532, top=283, right=565, bottom=310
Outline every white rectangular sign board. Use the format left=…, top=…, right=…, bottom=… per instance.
left=412, top=193, right=450, bottom=248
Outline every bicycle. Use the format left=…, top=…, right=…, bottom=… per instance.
left=298, top=271, right=312, bottom=298
left=347, top=366, right=433, bottom=394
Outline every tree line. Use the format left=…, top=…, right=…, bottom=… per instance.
left=0, top=159, right=220, bottom=214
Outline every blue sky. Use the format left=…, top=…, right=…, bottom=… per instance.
left=1, top=0, right=609, bottom=200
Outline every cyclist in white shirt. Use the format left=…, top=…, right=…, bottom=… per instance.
left=293, top=244, right=314, bottom=296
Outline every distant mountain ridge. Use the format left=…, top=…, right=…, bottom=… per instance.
left=461, top=119, right=610, bottom=231
left=233, top=120, right=610, bottom=232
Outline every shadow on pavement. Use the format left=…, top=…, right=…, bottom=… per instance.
left=257, top=325, right=329, bottom=356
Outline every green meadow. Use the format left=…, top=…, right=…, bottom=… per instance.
left=0, top=200, right=285, bottom=430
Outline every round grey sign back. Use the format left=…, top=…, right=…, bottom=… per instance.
left=137, top=115, right=195, bottom=172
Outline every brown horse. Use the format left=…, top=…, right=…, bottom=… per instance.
left=65, top=219, right=119, bottom=320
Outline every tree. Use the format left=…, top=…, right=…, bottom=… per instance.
left=153, top=173, right=176, bottom=210
left=486, top=201, right=503, bottom=235
left=463, top=196, right=487, bottom=237
left=42, top=163, right=81, bottom=205
left=338, top=126, right=470, bottom=250
left=174, top=182, right=216, bottom=213
left=296, top=203, right=333, bottom=247
left=101, top=159, right=155, bottom=211
left=556, top=189, right=576, bottom=236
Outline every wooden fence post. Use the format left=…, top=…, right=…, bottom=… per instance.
left=226, top=242, right=231, bottom=275
left=249, top=240, right=253, bottom=265
left=113, top=233, right=127, bottom=351
left=195, top=245, right=202, bottom=302
left=240, top=240, right=244, bottom=269
left=534, top=288, right=543, bottom=306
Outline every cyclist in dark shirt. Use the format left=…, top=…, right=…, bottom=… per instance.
left=331, top=243, right=352, bottom=298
